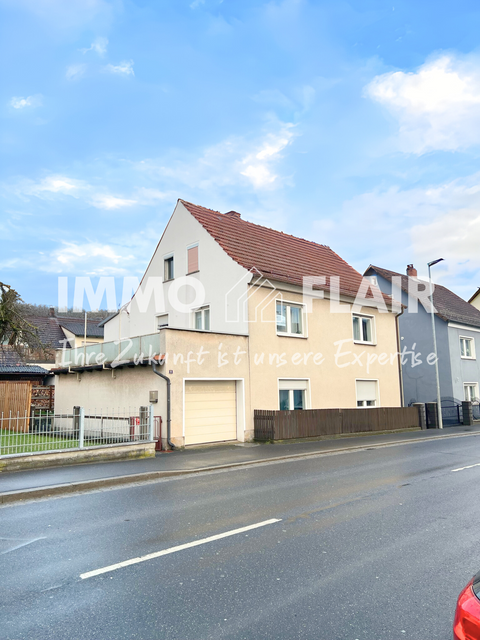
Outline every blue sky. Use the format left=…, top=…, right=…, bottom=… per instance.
left=2, top=0, right=480, bottom=308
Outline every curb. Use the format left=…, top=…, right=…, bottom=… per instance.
left=2, top=429, right=480, bottom=505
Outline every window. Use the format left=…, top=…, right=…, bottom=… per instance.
left=164, top=256, right=174, bottom=281
left=369, top=276, right=378, bottom=287
left=460, top=337, right=475, bottom=359
left=464, top=383, right=479, bottom=402
left=194, top=306, right=210, bottom=331
left=278, top=379, right=309, bottom=410
left=356, top=379, right=378, bottom=408
left=156, top=314, right=168, bottom=329
left=187, top=245, right=199, bottom=274
left=353, top=314, right=374, bottom=343
left=276, top=301, right=305, bottom=337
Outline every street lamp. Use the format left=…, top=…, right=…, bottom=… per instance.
left=428, top=258, right=444, bottom=429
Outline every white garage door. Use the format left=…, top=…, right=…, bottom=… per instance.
left=185, top=380, right=237, bottom=445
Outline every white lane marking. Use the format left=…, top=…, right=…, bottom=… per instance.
left=452, top=462, right=480, bottom=472
left=80, top=518, right=281, bottom=580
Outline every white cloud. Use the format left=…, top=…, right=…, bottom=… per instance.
left=240, top=124, right=295, bottom=188
left=11, top=175, right=87, bottom=200
left=104, top=60, right=134, bottom=76
left=81, top=36, right=108, bottom=56
left=365, top=53, right=480, bottom=154
left=138, top=121, right=296, bottom=192
left=66, top=63, right=87, bottom=80
left=10, top=94, right=42, bottom=109
left=89, top=194, right=137, bottom=209
left=51, top=240, right=137, bottom=276
left=190, top=0, right=205, bottom=8
left=315, top=173, right=480, bottom=296
left=5, top=0, right=114, bottom=30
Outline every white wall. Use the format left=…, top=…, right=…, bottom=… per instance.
left=104, top=201, right=250, bottom=341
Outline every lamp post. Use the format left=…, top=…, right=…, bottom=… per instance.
left=428, top=258, right=444, bottom=429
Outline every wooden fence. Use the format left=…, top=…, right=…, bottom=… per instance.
left=0, top=381, right=33, bottom=432
left=254, top=406, right=421, bottom=441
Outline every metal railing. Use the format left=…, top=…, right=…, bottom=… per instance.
left=0, top=406, right=155, bottom=457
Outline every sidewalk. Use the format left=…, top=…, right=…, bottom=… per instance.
left=2, top=425, right=480, bottom=504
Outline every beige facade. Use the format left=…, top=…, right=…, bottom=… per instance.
left=55, top=285, right=401, bottom=447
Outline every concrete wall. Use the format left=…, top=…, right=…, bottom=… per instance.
left=104, top=201, right=250, bottom=341
left=246, top=283, right=402, bottom=412
left=55, top=366, right=167, bottom=424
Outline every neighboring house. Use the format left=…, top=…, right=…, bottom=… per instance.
left=468, top=288, right=480, bottom=311
left=54, top=199, right=403, bottom=446
left=26, top=309, right=105, bottom=370
left=364, top=264, right=480, bottom=407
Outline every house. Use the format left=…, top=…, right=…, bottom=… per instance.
left=364, top=264, right=480, bottom=408
left=54, top=199, right=403, bottom=447
left=25, top=308, right=105, bottom=370
left=468, top=288, right=480, bottom=311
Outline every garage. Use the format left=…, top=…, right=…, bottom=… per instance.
left=184, top=380, right=237, bottom=445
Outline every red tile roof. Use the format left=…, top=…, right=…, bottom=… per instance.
left=180, top=200, right=387, bottom=301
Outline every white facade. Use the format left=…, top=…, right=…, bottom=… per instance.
left=104, top=201, right=250, bottom=341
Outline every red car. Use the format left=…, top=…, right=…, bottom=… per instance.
left=454, top=571, right=480, bottom=640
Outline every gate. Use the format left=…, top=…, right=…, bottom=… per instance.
left=441, top=403, right=462, bottom=426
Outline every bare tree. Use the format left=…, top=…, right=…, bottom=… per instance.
left=0, top=282, right=46, bottom=359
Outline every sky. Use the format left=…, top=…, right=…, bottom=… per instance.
left=1, top=0, right=480, bottom=309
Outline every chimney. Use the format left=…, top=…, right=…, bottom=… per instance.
left=406, top=264, right=417, bottom=277
left=49, top=307, right=56, bottom=317
left=224, top=211, right=241, bottom=219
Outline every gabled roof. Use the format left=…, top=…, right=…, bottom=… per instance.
left=366, top=265, right=480, bottom=328
left=180, top=200, right=386, bottom=301
left=57, top=318, right=104, bottom=338
left=26, top=315, right=104, bottom=349
left=468, top=288, right=480, bottom=304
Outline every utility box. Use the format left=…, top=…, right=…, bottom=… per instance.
left=149, top=390, right=158, bottom=404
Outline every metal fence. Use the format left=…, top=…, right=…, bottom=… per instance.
left=0, top=406, right=156, bottom=457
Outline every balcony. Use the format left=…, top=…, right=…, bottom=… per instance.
left=55, top=332, right=165, bottom=369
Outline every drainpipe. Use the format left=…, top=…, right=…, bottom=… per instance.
left=152, top=362, right=175, bottom=450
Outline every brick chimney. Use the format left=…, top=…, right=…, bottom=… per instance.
left=49, top=307, right=56, bottom=317
left=406, top=264, right=417, bottom=277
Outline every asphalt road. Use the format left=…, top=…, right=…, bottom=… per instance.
left=1, top=435, right=480, bottom=640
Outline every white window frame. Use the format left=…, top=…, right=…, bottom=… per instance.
left=186, top=243, right=199, bottom=275
left=464, top=382, right=479, bottom=402
left=278, top=378, right=310, bottom=410
left=156, top=314, right=169, bottom=330
left=368, top=275, right=378, bottom=287
left=352, top=313, right=376, bottom=345
left=355, top=378, right=379, bottom=408
left=163, top=254, right=174, bottom=282
left=193, top=305, right=210, bottom=331
left=275, top=299, right=307, bottom=338
left=460, top=336, right=475, bottom=360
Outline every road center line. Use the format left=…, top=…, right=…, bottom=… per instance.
left=451, top=462, right=480, bottom=472
left=80, top=518, right=281, bottom=580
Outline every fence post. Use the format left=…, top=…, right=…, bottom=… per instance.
left=413, top=403, right=427, bottom=430
left=148, top=404, right=154, bottom=442
left=425, top=402, right=439, bottom=428
left=79, top=407, right=85, bottom=448
left=462, top=401, right=473, bottom=426
left=139, top=406, right=149, bottom=440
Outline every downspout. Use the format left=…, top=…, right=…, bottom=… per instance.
left=152, top=362, right=176, bottom=450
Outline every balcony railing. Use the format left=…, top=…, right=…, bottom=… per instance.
left=56, top=332, right=164, bottom=368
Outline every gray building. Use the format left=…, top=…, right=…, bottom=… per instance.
left=364, top=264, right=480, bottom=409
